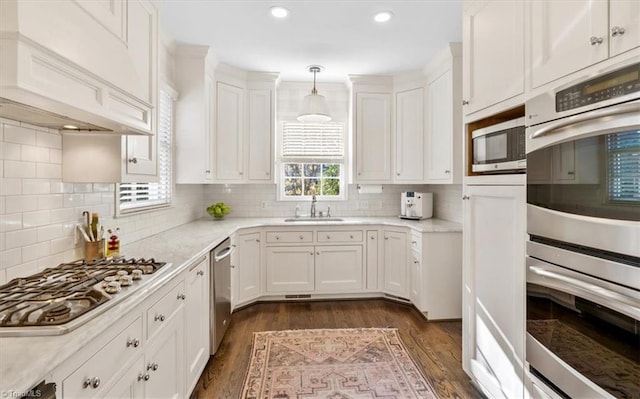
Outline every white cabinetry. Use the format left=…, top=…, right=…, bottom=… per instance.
left=424, top=43, right=462, bottom=183
left=266, top=246, right=315, bottom=293
left=101, top=356, right=145, bottom=399
left=144, top=306, right=184, bottom=399
left=530, top=0, right=640, bottom=88
left=382, top=229, right=408, bottom=298
left=185, top=256, right=210, bottom=395
left=462, top=184, right=526, bottom=399
left=462, top=0, right=525, bottom=115
left=394, top=87, right=424, bottom=182
left=215, top=80, right=245, bottom=181
left=174, top=45, right=216, bottom=184
left=233, top=231, right=262, bottom=306
left=315, top=245, right=364, bottom=292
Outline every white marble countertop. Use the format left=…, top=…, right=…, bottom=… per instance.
left=0, top=216, right=460, bottom=393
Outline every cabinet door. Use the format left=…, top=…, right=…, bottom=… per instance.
left=462, top=184, right=525, bottom=399
left=215, top=82, right=244, bottom=181
left=266, top=246, right=315, bottom=292
left=236, top=232, right=262, bottom=303
left=383, top=230, right=408, bottom=298
left=145, top=307, right=185, bottom=399
left=395, top=88, right=424, bottom=182
left=185, top=257, right=209, bottom=395
left=315, top=245, right=364, bottom=292
left=530, top=0, right=608, bottom=88
left=100, top=356, right=145, bottom=399
left=462, top=0, right=524, bottom=114
left=366, top=230, right=379, bottom=290
left=247, top=89, right=273, bottom=182
left=409, top=250, right=422, bottom=309
left=124, top=128, right=157, bottom=179
left=426, top=69, right=453, bottom=182
left=610, top=0, right=640, bottom=56
left=355, top=92, right=392, bottom=182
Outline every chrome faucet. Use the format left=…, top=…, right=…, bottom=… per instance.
left=310, top=193, right=317, bottom=218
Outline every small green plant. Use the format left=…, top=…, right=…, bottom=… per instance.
left=207, top=202, right=231, bottom=219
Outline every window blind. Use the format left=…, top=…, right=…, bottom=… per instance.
left=281, top=122, right=344, bottom=158
left=120, top=89, right=173, bottom=211
left=607, top=130, right=640, bottom=203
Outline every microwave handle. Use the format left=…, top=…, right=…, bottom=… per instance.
left=530, top=101, right=640, bottom=139
left=528, top=264, right=640, bottom=320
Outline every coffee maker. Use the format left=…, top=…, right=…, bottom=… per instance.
left=400, top=192, right=433, bottom=220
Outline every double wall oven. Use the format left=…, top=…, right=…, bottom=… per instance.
left=526, top=59, right=639, bottom=398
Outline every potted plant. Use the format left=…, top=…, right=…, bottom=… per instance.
left=207, top=202, right=231, bottom=220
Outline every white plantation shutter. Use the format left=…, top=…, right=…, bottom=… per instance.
left=119, top=89, right=174, bottom=211
left=282, top=122, right=344, bottom=159
left=607, top=130, right=640, bottom=203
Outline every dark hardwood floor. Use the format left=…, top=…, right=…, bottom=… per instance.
left=190, top=299, right=482, bottom=399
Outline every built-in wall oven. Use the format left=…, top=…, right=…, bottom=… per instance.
left=525, top=59, right=640, bottom=399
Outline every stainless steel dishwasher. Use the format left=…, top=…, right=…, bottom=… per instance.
left=210, top=238, right=233, bottom=354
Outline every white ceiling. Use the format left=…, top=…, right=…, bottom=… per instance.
left=159, top=0, right=462, bottom=83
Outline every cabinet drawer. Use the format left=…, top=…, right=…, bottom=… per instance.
left=410, top=233, right=422, bottom=253
left=63, top=316, right=143, bottom=398
left=147, top=279, right=185, bottom=339
left=317, top=231, right=363, bottom=243
left=266, top=231, right=313, bottom=243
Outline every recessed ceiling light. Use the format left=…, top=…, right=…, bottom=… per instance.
left=270, top=6, right=289, bottom=18
left=374, top=11, right=393, bottom=23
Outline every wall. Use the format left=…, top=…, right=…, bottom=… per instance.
left=203, top=183, right=462, bottom=222
left=0, top=119, right=204, bottom=284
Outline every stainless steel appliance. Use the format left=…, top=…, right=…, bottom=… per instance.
left=211, top=238, right=233, bottom=354
left=526, top=59, right=640, bottom=399
left=0, top=258, right=166, bottom=337
left=400, top=192, right=433, bottom=220
left=471, top=116, right=526, bottom=173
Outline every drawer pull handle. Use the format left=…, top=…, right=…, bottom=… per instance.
left=138, top=373, right=150, bottom=382
left=590, top=36, right=603, bottom=46
left=177, top=293, right=186, bottom=300
left=128, top=157, right=138, bottom=164
left=611, top=26, right=626, bottom=37
left=147, top=362, right=159, bottom=371
left=154, top=314, right=166, bottom=322
left=196, top=270, right=204, bottom=276
left=83, top=377, right=100, bottom=389
left=126, top=338, right=140, bottom=348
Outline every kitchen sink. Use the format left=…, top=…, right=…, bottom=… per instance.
left=284, top=217, right=345, bottom=222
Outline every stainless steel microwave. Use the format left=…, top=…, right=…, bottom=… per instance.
left=471, top=117, right=526, bottom=173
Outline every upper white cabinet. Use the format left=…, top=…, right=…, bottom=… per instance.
left=424, top=43, right=462, bottom=184
left=0, top=0, right=157, bottom=134
left=530, top=0, right=640, bottom=88
left=462, top=184, right=526, bottom=399
left=394, top=86, right=425, bottom=182
left=174, top=45, right=216, bottom=184
left=462, top=0, right=525, bottom=115
left=351, top=76, right=393, bottom=183
left=246, top=83, right=274, bottom=182
left=215, top=80, right=245, bottom=181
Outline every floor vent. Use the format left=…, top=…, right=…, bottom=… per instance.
left=285, top=294, right=312, bottom=299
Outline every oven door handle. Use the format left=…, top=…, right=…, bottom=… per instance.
left=528, top=265, right=640, bottom=320
left=530, top=101, right=640, bottom=139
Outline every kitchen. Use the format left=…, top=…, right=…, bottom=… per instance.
left=0, top=1, right=639, bottom=399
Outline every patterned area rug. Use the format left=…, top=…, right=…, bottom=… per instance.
left=240, top=328, right=438, bottom=399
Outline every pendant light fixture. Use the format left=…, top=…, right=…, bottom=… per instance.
left=297, top=65, right=331, bottom=123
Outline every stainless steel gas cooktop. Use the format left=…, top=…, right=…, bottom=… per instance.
left=0, top=258, right=166, bottom=337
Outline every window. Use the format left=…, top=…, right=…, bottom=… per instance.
left=606, top=130, right=640, bottom=204
left=279, top=121, right=345, bottom=200
left=119, top=88, right=175, bottom=212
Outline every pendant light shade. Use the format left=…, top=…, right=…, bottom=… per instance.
left=297, top=66, right=331, bottom=123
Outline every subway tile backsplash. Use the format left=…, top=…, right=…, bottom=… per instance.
left=1, top=118, right=463, bottom=284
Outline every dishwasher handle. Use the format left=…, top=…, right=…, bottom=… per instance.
left=214, top=244, right=235, bottom=262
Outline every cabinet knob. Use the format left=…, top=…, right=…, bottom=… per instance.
left=411, top=240, right=417, bottom=244
left=231, top=264, right=235, bottom=268
left=147, top=362, right=159, bottom=371
left=138, top=373, right=150, bottom=382
left=462, top=100, right=469, bottom=105
left=177, top=293, right=186, bottom=300
left=154, top=314, right=166, bottom=322
left=83, top=377, right=100, bottom=389
left=300, top=235, right=304, bottom=240
left=316, top=252, right=320, bottom=255
left=126, top=338, right=140, bottom=348
left=326, top=235, right=330, bottom=239
left=611, top=26, right=626, bottom=37
left=275, top=236, right=280, bottom=240
left=396, top=173, right=400, bottom=176
left=358, top=172, right=362, bottom=176
left=239, top=172, right=244, bottom=175
left=265, top=172, right=270, bottom=176
left=205, top=170, right=211, bottom=174
left=384, top=236, right=389, bottom=240
left=349, top=235, right=354, bottom=239
left=462, top=195, right=470, bottom=200
left=444, top=170, right=450, bottom=174
left=310, top=252, right=314, bottom=255
left=197, top=270, right=204, bottom=276
left=370, top=236, right=375, bottom=240
left=590, top=36, right=604, bottom=46
left=128, top=157, right=138, bottom=164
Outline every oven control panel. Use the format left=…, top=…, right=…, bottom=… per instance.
left=556, top=62, right=640, bottom=112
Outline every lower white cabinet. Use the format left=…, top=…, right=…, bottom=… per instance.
left=462, top=184, right=526, bottom=399
left=144, top=307, right=185, bottom=399
left=185, top=256, right=210, bottom=395
left=315, top=245, right=364, bottom=292
left=266, top=246, right=315, bottom=292
left=382, top=229, right=409, bottom=298
left=234, top=231, right=262, bottom=306
left=101, top=356, right=145, bottom=399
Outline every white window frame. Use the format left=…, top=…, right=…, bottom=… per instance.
left=277, top=121, right=347, bottom=201
left=117, top=84, right=177, bottom=214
